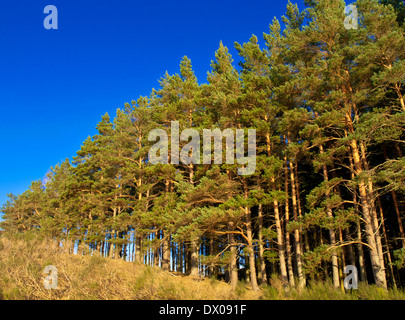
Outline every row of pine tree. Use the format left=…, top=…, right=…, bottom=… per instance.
left=2, top=0, right=405, bottom=291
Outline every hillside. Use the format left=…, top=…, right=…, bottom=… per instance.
left=1, top=232, right=405, bottom=300
left=0, top=232, right=260, bottom=300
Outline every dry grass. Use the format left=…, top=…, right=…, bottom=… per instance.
left=1, top=233, right=404, bottom=300
left=0, top=233, right=261, bottom=300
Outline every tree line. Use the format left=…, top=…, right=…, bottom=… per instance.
left=2, top=0, right=405, bottom=291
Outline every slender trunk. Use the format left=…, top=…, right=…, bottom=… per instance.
left=339, top=229, right=346, bottom=292
left=179, top=242, right=184, bottom=274
left=284, top=156, right=295, bottom=288
left=349, top=146, right=367, bottom=283
left=319, top=144, right=340, bottom=289
left=209, top=235, right=215, bottom=277
left=360, top=141, right=385, bottom=277
left=246, top=207, right=259, bottom=291
left=122, top=241, right=127, bottom=261
left=154, top=241, right=159, bottom=267
left=244, top=179, right=259, bottom=291
left=289, top=160, right=305, bottom=289
left=328, top=213, right=340, bottom=289
left=267, top=131, right=288, bottom=286
left=377, top=197, right=398, bottom=289
left=186, top=243, right=191, bottom=274
left=185, top=158, right=198, bottom=275
left=346, top=114, right=387, bottom=289
left=228, top=222, right=239, bottom=290
left=135, top=235, right=142, bottom=263
left=331, top=168, right=356, bottom=268
left=257, top=204, right=268, bottom=284
left=295, top=163, right=311, bottom=284
left=273, top=192, right=289, bottom=286
left=357, top=220, right=367, bottom=282
left=189, top=238, right=199, bottom=277
left=392, top=190, right=405, bottom=248
left=101, top=241, right=105, bottom=258
left=319, top=235, right=329, bottom=280
left=108, top=241, right=114, bottom=259
left=358, top=170, right=386, bottom=288
left=162, top=233, right=171, bottom=271
left=308, top=231, right=316, bottom=282
left=117, top=231, right=123, bottom=260
left=350, top=139, right=387, bottom=288
left=345, top=229, right=355, bottom=267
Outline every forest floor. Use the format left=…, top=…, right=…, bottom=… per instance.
left=1, top=233, right=405, bottom=300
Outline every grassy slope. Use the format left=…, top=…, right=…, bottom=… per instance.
left=1, top=233, right=404, bottom=300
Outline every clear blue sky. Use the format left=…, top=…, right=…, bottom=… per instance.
left=0, top=0, right=304, bottom=212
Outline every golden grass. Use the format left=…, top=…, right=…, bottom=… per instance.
left=0, top=234, right=261, bottom=300
left=1, top=233, right=404, bottom=300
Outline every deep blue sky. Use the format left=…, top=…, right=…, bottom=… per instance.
left=0, top=0, right=305, bottom=212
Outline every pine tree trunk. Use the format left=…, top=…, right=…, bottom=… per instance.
left=243, top=178, right=259, bottom=291
left=348, top=148, right=367, bottom=283
left=345, top=229, right=355, bottom=267
left=319, top=145, right=340, bottom=289
left=155, top=241, right=160, bottom=268
left=246, top=209, right=259, bottom=291
left=189, top=238, right=199, bottom=277
left=109, top=232, right=116, bottom=259
left=162, top=233, right=171, bottom=271
left=289, top=160, right=305, bottom=289
left=209, top=235, right=215, bottom=277
left=122, top=242, right=127, bottom=261
left=359, top=178, right=386, bottom=287
left=345, top=106, right=387, bottom=288
left=359, top=141, right=386, bottom=280
left=69, top=239, right=74, bottom=255
left=179, top=242, right=184, bottom=274
left=228, top=222, right=239, bottom=290
left=377, top=197, right=398, bottom=288
left=257, top=204, right=268, bottom=284
left=284, top=156, right=295, bottom=288
left=392, top=190, right=405, bottom=248
left=349, top=135, right=387, bottom=288
left=135, top=235, right=142, bottom=263
left=273, top=187, right=289, bottom=286
left=101, top=241, right=105, bottom=258
left=357, top=213, right=367, bottom=283
left=267, top=132, right=288, bottom=286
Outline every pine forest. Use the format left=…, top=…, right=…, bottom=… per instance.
left=2, top=0, right=405, bottom=297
